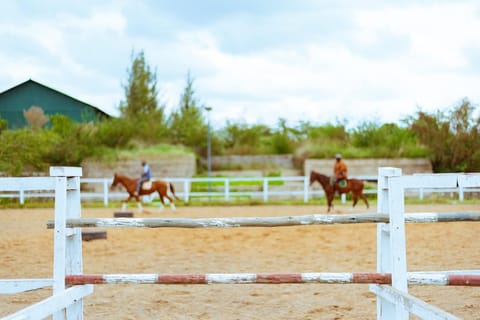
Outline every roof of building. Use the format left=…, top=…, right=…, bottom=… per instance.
left=0, top=79, right=111, bottom=118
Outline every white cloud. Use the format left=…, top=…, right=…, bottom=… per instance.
left=65, top=10, right=126, bottom=34
left=1, top=1, right=479, bottom=128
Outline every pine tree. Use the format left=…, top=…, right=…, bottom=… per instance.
left=118, top=50, right=167, bottom=143
left=168, top=72, right=208, bottom=150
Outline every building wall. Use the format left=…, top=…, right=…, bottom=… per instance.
left=0, top=80, right=108, bottom=129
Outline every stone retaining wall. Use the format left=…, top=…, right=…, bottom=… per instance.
left=82, top=154, right=196, bottom=192
left=305, top=158, right=432, bottom=177
left=211, top=154, right=295, bottom=169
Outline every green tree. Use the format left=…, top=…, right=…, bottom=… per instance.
left=409, top=99, right=480, bottom=172
left=119, top=50, right=160, bottom=118
left=219, top=121, right=271, bottom=155
left=267, top=118, right=296, bottom=154
left=118, top=50, right=167, bottom=143
left=0, top=129, right=59, bottom=175
left=298, top=120, right=349, bottom=143
left=41, top=115, right=98, bottom=166
left=94, top=117, right=136, bottom=149
left=0, top=116, right=7, bottom=134
left=293, top=121, right=350, bottom=159
left=351, top=121, right=425, bottom=158
left=168, top=72, right=208, bottom=152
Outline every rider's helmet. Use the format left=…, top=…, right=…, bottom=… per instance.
left=335, top=154, right=342, bottom=159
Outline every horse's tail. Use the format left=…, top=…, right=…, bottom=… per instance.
left=168, top=182, right=181, bottom=200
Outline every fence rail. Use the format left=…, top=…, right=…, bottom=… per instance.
left=1, top=175, right=479, bottom=206
left=2, top=167, right=480, bottom=319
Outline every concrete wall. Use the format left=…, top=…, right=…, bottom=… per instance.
left=305, top=158, right=432, bottom=177
left=211, top=155, right=432, bottom=177
left=211, top=154, right=295, bottom=169
left=78, top=156, right=432, bottom=194
left=82, top=154, right=196, bottom=192
left=83, top=156, right=196, bottom=179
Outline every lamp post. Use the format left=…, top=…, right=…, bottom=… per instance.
left=205, top=106, right=212, bottom=198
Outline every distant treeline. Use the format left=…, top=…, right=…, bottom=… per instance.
left=0, top=51, right=478, bottom=175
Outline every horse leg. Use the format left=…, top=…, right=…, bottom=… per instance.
left=162, top=193, right=176, bottom=211
left=360, top=193, right=370, bottom=209
left=157, top=193, right=165, bottom=211
left=352, top=193, right=359, bottom=208
left=122, top=196, right=133, bottom=212
left=327, top=194, right=334, bottom=212
left=135, top=196, right=143, bottom=213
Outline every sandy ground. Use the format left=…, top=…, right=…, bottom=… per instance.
left=1, top=204, right=479, bottom=320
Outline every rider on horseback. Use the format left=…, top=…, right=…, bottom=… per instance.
left=333, top=154, right=348, bottom=186
left=134, top=161, right=151, bottom=196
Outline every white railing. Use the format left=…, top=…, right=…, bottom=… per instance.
left=1, top=175, right=479, bottom=205
left=0, top=167, right=93, bottom=320
left=2, top=167, right=479, bottom=319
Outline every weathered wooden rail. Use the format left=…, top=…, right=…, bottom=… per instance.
left=47, top=212, right=480, bottom=229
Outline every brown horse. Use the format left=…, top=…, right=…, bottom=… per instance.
left=111, top=173, right=180, bottom=212
left=309, top=170, right=369, bottom=212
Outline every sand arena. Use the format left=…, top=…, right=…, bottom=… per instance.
left=1, top=204, right=479, bottom=319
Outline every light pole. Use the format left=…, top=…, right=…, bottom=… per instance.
left=205, top=106, right=212, bottom=198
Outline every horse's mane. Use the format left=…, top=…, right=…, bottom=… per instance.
left=311, top=170, right=329, bottom=179
left=115, top=173, right=134, bottom=179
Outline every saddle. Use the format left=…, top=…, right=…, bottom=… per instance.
left=331, top=178, right=348, bottom=188
left=337, top=179, right=348, bottom=188
left=141, top=180, right=152, bottom=190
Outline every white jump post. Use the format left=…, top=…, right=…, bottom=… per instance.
left=373, top=168, right=468, bottom=320
left=375, top=167, right=408, bottom=320
left=51, top=166, right=84, bottom=320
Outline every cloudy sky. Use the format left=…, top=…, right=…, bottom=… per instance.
left=1, top=1, right=479, bottom=129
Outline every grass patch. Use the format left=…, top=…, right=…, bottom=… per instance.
left=1, top=194, right=479, bottom=209
left=90, top=144, right=194, bottom=162
left=190, top=179, right=284, bottom=192
left=191, top=172, right=285, bottom=192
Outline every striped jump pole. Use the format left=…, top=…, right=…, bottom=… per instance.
left=47, top=212, right=480, bottom=229
left=65, top=272, right=480, bottom=286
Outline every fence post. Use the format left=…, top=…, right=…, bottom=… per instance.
left=458, top=185, right=464, bottom=201
left=19, top=188, right=25, bottom=205
left=375, top=167, right=408, bottom=320
left=225, top=179, right=230, bottom=202
left=51, top=166, right=83, bottom=320
left=303, top=176, right=309, bottom=203
left=103, top=179, right=109, bottom=207
left=263, top=179, right=268, bottom=202
left=184, top=180, right=190, bottom=203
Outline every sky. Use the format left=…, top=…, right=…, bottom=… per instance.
left=1, top=0, right=480, bottom=129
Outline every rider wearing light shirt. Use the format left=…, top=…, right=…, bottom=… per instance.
left=134, top=161, right=151, bottom=196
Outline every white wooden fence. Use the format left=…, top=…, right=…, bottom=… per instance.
left=1, top=167, right=479, bottom=319
left=0, top=167, right=92, bottom=320
left=1, top=175, right=479, bottom=206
